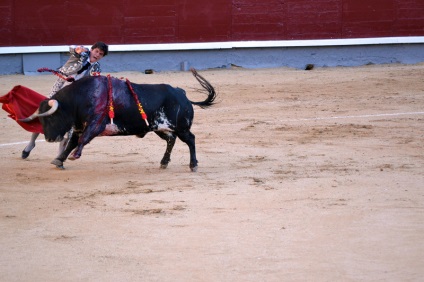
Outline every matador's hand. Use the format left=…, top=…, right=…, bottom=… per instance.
left=75, top=46, right=89, bottom=54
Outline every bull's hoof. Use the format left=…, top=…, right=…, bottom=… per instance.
left=190, top=166, right=198, bottom=172
left=51, top=159, right=65, bottom=169
left=51, top=159, right=63, bottom=166
left=160, top=164, right=168, bottom=169
left=21, top=150, right=31, bottom=159
left=68, top=154, right=80, bottom=161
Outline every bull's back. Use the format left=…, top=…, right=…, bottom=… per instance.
left=123, top=83, right=192, bottom=119
left=110, top=80, right=193, bottom=133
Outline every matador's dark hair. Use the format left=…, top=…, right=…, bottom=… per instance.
left=91, top=41, right=109, bottom=56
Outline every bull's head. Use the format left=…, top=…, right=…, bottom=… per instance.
left=20, top=99, right=70, bottom=142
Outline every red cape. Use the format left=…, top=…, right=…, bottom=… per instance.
left=0, top=85, right=46, bottom=133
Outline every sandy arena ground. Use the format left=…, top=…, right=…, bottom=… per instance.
left=0, top=64, right=423, bottom=281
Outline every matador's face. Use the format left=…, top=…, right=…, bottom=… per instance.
left=89, top=48, right=105, bottom=63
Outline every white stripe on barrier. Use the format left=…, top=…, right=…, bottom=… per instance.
left=1, top=36, right=424, bottom=54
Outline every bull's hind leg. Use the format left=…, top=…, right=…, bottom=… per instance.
left=154, top=132, right=176, bottom=169
left=177, top=131, right=198, bottom=172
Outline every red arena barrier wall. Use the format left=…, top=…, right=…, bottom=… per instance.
left=0, top=0, right=423, bottom=47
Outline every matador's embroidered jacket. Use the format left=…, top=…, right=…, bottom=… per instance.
left=49, top=46, right=101, bottom=97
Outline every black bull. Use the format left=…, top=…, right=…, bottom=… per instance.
left=22, top=69, right=216, bottom=171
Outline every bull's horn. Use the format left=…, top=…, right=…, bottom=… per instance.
left=19, top=109, right=40, bottom=122
left=19, top=99, right=59, bottom=122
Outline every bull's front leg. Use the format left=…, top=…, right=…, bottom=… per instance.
left=68, top=122, right=107, bottom=160
left=50, top=132, right=79, bottom=169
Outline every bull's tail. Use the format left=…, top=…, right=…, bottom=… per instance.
left=189, top=68, right=217, bottom=108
